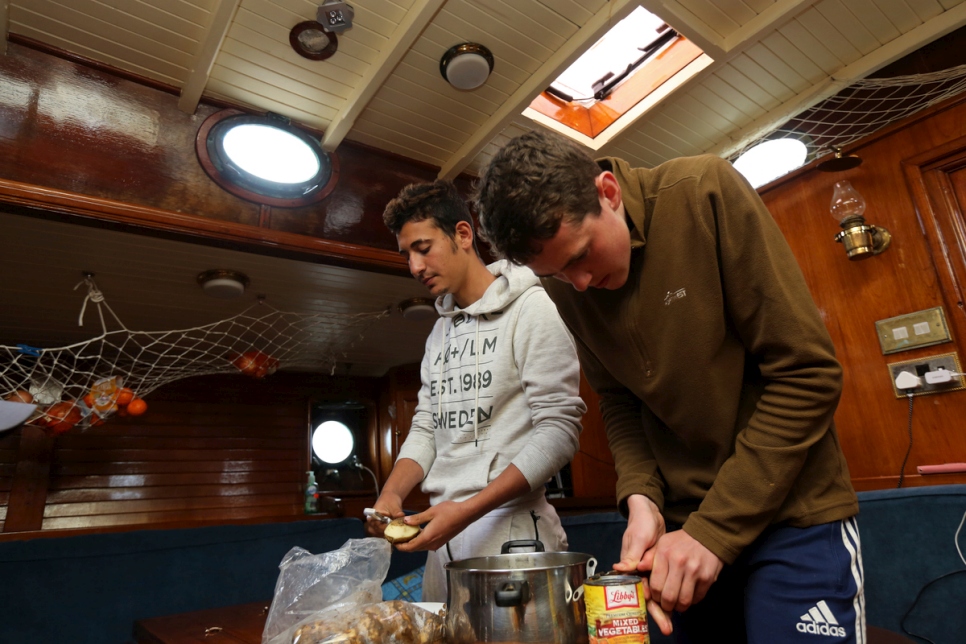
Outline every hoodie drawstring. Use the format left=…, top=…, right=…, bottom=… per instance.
left=437, top=319, right=448, bottom=429
left=473, top=318, right=480, bottom=447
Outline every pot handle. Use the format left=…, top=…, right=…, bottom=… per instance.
left=494, top=580, right=531, bottom=607
left=500, top=539, right=545, bottom=554
left=566, top=558, right=598, bottom=603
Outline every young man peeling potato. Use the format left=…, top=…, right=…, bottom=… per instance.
left=367, top=180, right=586, bottom=604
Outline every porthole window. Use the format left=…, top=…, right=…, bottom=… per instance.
left=196, top=109, right=338, bottom=207
left=312, top=420, right=355, bottom=465
left=732, top=138, right=808, bottom=189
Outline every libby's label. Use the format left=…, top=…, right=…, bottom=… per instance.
left=605, top=585, right=642, bottom=610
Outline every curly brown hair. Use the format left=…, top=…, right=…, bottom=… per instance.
left=474, top=130, right=601, bottom=264
left=382, top=180, right=476, bottom=249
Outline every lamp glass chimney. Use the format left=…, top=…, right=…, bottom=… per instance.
left=830, top=180, right=866, bottom=224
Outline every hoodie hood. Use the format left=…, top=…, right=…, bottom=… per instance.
left=436, top=260, right=539, bottom=318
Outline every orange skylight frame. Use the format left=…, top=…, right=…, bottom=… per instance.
left=528, top=35, right=704, bottom=139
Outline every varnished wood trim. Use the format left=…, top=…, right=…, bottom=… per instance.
left=0, top=178, right=410, bottom=275
left=0, top=509, right=344, bottom=542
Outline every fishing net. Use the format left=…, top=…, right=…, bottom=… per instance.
left=0, top=276, right=388, bottom=434
left=729, top=63, right=966, bottom=166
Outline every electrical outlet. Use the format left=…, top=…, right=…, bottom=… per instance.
left=887, top=351, right=965, bottom=397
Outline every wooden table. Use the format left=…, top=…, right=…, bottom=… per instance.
left=133, top=600, right=270, bottom=644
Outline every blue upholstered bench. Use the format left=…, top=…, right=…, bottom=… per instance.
left=0, top=519, right=368, bottom=643
left=1, top=485, right=963, bottom=643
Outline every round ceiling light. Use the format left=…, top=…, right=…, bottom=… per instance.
left=289, top=20, right=338, bottom=61
left=440, top=43, right=494, bottom=90
left=733, top=138, right=808, bottom=189
left=197, top=269, right=250, bottom=299
left=398, top=297, right=437, bottom=321
left=817, top=145, right=863, bottom=172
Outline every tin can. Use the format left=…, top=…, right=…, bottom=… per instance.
left=585, top=574, right=649, bottom=644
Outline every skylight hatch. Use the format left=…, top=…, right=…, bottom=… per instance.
left=525, top=7, right=712, bottom=149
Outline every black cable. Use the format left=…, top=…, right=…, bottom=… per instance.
left=530, top=510, right=541, bottom=542
left=899, top=569, right=966, bottom=643
left=897, top=393, right=915, bottom=488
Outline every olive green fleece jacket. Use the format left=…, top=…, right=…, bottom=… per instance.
left=542, top=154, right=858, bottom=565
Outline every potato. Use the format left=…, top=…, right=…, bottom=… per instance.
left=384, top=517, right=421, bottom=544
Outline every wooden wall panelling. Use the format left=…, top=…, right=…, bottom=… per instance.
left=382, top=364, right=429, bottom=511
left=0, top=41, right=455, bottom=270
left=570, top=371, right=618, bottom=502
left=2, top=426, right=55, bottom=532
left=0, top=372, right=385, bottom=534
left=0, top=428, right=19, bottom=530
left=760, top=93, right=966, bottom=490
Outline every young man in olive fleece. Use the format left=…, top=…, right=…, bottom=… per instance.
left=474, top=129, right=865, bottom=643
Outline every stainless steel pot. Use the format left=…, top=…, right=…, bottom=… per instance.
left=444, top=540, right=597, bottom=643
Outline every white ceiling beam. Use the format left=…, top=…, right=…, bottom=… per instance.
left=721, top=0, right=813, bottom=53
left=437, top=0, right=639, bottom=179
left=178, top=0, right=241, bottom=114
left=1, top=0, right=9, bottom=56
left=709, top=2, right=966, bottom=159
left=643, top=0, right=726, bottom=60
left=321, top=0, right=447, bottom=151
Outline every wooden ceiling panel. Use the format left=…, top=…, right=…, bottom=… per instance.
left=814, top=2, right=882, bottom=54
left=775, top=17, right=847, bottom=73
left=874, top=0, right=926, bottom=32
left=741, top=41, right=811, bottom=93
left=796, top=8, right=863, bottom=62
left=728, top=51, right=798, bottom=101
left=675, top=0, right=743, bottom=37
left=714, top=63, right=783, bottom=112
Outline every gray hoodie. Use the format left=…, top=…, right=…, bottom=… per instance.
left=397, top=260, right=586, bottom=508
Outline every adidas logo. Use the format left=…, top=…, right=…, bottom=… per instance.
left=796, top=600, right=847, bottom=637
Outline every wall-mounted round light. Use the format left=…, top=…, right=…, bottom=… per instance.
left=196, top=109, right=339, bottom=208
left=440, top=43, right=494, bottom=90
left=289, top=21, right=338, bottom=61
left=312, top=420, right=354, bottom=465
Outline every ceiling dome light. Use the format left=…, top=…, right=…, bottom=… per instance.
left=440, top=43, right=494, bottom=90
left=197, top=109, right=338, bottom=207
left=398, top=297, right=437, bottom=321
left=197, top=269, right=250, bottom=299
left=289, top=20, right=338, bottom=61
left=733, top=138, right=808, bottom=189
left=817, top=145, right=863, bottom=172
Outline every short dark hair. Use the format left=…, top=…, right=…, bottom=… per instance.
left=474, top=129, right=601, bottom=264
left=383, top=179, right=475, bottom=246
